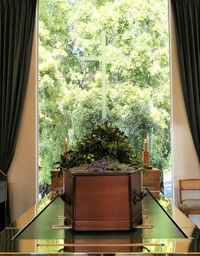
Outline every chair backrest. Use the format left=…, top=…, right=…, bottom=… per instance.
left=179, top=179, right=200, bottom=203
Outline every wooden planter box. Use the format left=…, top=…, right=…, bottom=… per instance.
left=50, top=170, right=63, bottom=199
left=63, top=169, right=142, bottom=231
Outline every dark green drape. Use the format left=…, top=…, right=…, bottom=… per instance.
left=0, top=0, right=37, bottom=225
left=0, top=0, right=37, bottom=175
left=171, top=0, right=200, bottom=161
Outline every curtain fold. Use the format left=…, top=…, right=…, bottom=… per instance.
left=171, top=0, right=200, bottom=161
left=0, top=0, right=37, bottom=225
left=0, top=0, right=37, bottom=175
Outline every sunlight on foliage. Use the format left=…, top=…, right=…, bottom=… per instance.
left=39, top=0, right=170, bottom=189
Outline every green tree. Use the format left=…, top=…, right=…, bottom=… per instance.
left=39, top=0, right=170, bottom=187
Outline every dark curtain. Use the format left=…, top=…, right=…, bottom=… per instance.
left=0, top=0, right=37, bottom=223
left=0, top=0, right=37, bottom=175
left=171, top=0, right=200, bottom=161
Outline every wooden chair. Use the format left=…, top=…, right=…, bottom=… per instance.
left=179, top=179, right=200, bottom=217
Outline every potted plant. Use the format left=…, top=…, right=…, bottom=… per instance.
left=54, top=122, right=144, bottom=231
left=52, top=121, right=140, bottom=197
left=60, top=122, right=143, bottom=231
left=58, top=121, right=140, bottom=169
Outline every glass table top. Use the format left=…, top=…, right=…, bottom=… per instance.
left=0, top=192, right=200, bottom=254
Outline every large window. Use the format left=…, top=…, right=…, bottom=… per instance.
left=39, top=0, right=170, bottom=197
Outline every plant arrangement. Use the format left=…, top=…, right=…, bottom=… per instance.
left=55, top=122, right=140, bottom=172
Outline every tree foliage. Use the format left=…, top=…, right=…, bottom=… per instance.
left=57, top=121, right=139, bottom=170
left=39, top=0, right=170, bottom=185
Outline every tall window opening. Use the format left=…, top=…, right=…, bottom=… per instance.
left=38, top=0, right=170, bottom=198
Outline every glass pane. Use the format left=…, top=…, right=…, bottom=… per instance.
left=39, top=0, right=170, bottom=198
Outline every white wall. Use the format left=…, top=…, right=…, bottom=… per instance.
left=170, top=6, right=200, bottom=205
left=8, top=33, right=37, bottom=222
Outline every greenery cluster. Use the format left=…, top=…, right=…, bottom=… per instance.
left=56, top=122, right=139, bottom=170
left=39, top=0, right=170, bottom=186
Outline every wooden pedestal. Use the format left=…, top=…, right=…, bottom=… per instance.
left=50, top=170, right=63, bottom=199
left=63, top=169, right=142, bottom=231
left=143, top=168, right=160, bottom=198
